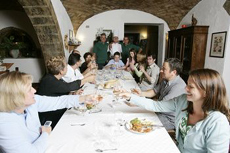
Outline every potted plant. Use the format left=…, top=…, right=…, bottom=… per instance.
left=0, top=36, right=27, bottom=58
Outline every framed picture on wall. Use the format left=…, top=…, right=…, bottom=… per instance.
left=209, top=31, right=227, bottom=58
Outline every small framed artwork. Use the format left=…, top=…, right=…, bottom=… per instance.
left=210, top=31, right=227, bottom=58
left=103, top=30, right=112, bottom=37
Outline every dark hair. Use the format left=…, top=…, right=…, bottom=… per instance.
left=68, top=53, right=81, bottom=66
left=128, top=48, right=136, bottom=63
left=165, top=58, right=182, bottom=75
left=83, top=52, right=92, bottom=60
left=101, top=33, right=106, bottom=37
left=147, top=54, right=156, bottom=60
left=114, top=52, right=120, bottom=57
left=185, top=69, right=230, bottom=121
left=124, top=36, right=129, bottom=41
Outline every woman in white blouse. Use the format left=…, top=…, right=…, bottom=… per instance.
left=0, top=71, right=93, bottom=153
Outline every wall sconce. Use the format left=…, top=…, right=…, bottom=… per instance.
left=77, top=34, right=85, bottom=42
left=141, top=33, right=147, bottom=39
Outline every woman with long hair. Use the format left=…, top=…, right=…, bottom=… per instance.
left=121, top=69, right=230, bottom=152
left=125, top=48, right=137, bottom=72
left=130, top=52, right=146, bottom=83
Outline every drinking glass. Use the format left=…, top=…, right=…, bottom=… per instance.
left=113, top=111, right=125, bottom=136
left=78, top=103, right=87, bottom=116
left=92, top=121, right=105, bottom=149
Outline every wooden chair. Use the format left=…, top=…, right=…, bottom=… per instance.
left=167, top=129, right=177, bottom=144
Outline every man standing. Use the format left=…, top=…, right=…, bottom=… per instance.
left=139, top=54, right=160, bottom=91
left=121, top=36, right=142, bottom=64
left=138, top=58, right=186, bottom=130
left=93, top=33, right=108, bottom=69
left=108, top=34, right=122, bottom=58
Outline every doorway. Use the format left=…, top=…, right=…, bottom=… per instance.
left=124, top=24, right=159, bottom=63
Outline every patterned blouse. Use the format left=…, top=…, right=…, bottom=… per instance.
left=179, top=113, right=193, bottom=142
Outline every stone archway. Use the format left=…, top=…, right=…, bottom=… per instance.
left=17, top=0, right=64, bottom=64
left=61, top=0, right=201, bottom=32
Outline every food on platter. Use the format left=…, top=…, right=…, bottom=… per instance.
left=86, top=103, right=95, bottom=110
left=104, top=79, right=118, bottom=89
left=97, top=83, right=104, bottom=90
left=128, top=118, right=154, bottom=133
left=113, top=88, right=121, bottom=95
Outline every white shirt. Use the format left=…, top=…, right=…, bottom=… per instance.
left=106, top=59, right=124, bottom=68
left=108, top=43, right=122, bottom=56
left=0, top=95, right=80, bottom=153
left=139, top=63, right=160, bottom=91
left=62, top=64, right=84, bottom=83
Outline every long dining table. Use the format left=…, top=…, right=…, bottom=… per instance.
left=45, top=70, right=180, bottom=153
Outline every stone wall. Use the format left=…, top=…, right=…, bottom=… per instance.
left=61, top=0, right=201, bottom=31
left=18, top=0, right=64, bottom=64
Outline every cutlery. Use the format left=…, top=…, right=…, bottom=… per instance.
left=70, top=123, right=85, bottom=126
left=95, top=148, right=117, bottom=152
left=89, top=109, right=102, bottom=114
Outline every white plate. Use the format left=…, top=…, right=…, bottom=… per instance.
left=89, top=107, right=102, bottom=114
left=125, top=118, right=155, bottom=134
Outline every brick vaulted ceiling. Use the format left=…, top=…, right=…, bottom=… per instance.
left=61, top=0, right=201, bottom=31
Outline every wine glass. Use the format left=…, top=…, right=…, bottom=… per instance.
left=92, top=121, right=105, bottom=149
left=77, top=103, right=87, bottom=116
left=113, top=111, right=125, bottom=136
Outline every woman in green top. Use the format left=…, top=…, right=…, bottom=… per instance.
left=121, top=69, right=230, bottom=152
left=130, top=52, right=146, bottom=83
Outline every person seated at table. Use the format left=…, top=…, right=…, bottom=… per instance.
left=121, top=68, right=230, bottom=153
left=133, top=58, right=186, bottom=130
left=129, top=52, right=146, bottom=83
left=37, top=56, right=87, bottom=96
left=71, top=49, right=80, bottom=54
left=105, top=52, right=125, bottom=69
left=37, top=56, right=94, bottom=128
left=121, top=36, right=142, bottom=64
left=108, top=34, right=122, bottom=58
left=62, top=53, right=95, bottom=83
left=80, top=52, right=97, bottom=74
left=0, top=71, right=93, bottom=153
left=138, top=54, right=160, bottom=91
left=125, top=48, right=136, bottom=72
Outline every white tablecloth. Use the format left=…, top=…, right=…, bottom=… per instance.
left=46, top=70, right=180, bottom=153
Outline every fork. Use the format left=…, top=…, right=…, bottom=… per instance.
left=70, top=123, right=86, bottom=126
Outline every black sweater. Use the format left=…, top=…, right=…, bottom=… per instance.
left=37, top=74, right=81, bottom=96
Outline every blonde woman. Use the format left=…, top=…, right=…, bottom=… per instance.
left=0, top=71, right=91, bottom=153
left=121, top=69, right=230, bottom=152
